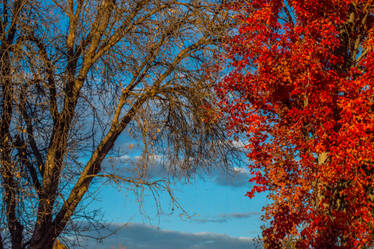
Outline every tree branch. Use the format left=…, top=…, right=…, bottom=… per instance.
left=51, top=92, right=150, bottom=237
left=14, top=136, right=41, bottom=194
left=26, top=34, right=59, bottom=122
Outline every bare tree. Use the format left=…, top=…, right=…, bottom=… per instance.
left=0, top=0, right=238, bottom=248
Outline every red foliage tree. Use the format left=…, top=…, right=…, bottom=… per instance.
left=217, top=0, right=374, bottom=248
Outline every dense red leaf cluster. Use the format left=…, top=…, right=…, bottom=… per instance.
left=217, top=0, right=374, bottom=248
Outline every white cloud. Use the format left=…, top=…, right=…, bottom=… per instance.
left=102, top=154, right=170, bottom=180
left=230, top=140, right=247, bottom=149
left=102, top=154, right=251, bottom=188
left=72, top=223, right=261, bottom=249
left=212, top=167, right=250, bottom=187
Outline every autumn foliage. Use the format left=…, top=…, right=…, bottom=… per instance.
left=218, top=0, right=374, bottom=248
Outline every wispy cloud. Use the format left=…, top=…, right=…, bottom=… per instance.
left=191, top=212, right=260, bottom=224
left=73, top=223, right=261, bottom=249
left=220, top=212, right=260, bottom=219
left=212, top=167, right=250, bottom=187
left=103, top=153, right=251, bottom=188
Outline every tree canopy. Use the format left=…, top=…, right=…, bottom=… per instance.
left=218, top=0, right=374, bottom=248
left=0, top=0, right=237, bottom=248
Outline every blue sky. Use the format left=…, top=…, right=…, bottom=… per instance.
left=80, top=155, right=268, bottom=248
